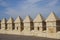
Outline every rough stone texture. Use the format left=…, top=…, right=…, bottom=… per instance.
left=46, top=12, right=60, bottom=33
left=14, top=16, right=23, bottom=31
left=0, top=12, right=60, bottom=39
left=23, top=16, right=33, bottom=31
left=33, top=14, right=46, bottom=31
left=7, top=17, right=14, bottom=30
left=1, top=18, right=7, bottom=30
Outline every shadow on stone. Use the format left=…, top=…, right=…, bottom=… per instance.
left=0, top=34, right=59, bottom=40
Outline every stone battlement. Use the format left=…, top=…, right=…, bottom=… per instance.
left=0, top=12, right=60, bottom=39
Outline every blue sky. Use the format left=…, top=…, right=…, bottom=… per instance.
left=0, top=0, right=60, bottom=19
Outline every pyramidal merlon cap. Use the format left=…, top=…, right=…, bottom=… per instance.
left=14, top=16, right=23, bottom=23
left=33, top=14, right=44, bottom=22
left=23, top=16, right=32, bottom=22
left=1, top=18, right=7, bottom=23
left=7, top=17, right=14, bottom=23
left=46, top=12, right=60, bottom=22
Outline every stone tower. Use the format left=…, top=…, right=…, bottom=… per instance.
left=7, top=17, right=14, bottom=30
left=33, top=14, right=46, bottom=32
left=46, top=12, right=60, bottom=33
left=1, top=18, right=7, bottom=30
left=14, top=16, right=23, bottom=31
left=23, top=16, right=33, bottom=31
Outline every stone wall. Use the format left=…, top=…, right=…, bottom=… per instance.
left=0, top=12, right=60, bottom=39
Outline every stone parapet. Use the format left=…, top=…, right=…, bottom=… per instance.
left=0, top=12, right=60, bottom=39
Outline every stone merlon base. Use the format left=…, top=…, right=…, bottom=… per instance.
left=0, top=30, right=60, bottom=39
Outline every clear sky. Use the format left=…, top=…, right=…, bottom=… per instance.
left=0, top=0, right=60, bottom=19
